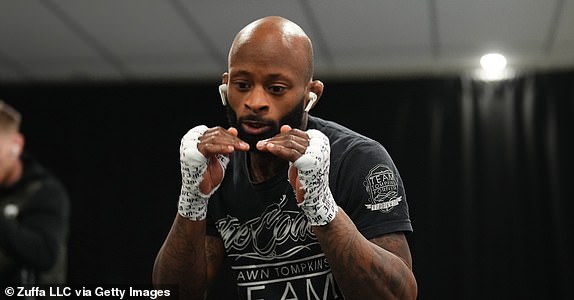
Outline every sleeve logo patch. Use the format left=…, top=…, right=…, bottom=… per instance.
left=363, top=164, right=401, bottom=213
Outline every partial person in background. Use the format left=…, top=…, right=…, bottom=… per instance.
left=153, top=16, right=416, bottom=299
left=0, top=100, right=70, bottom=286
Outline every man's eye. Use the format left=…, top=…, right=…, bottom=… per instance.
left=269, top=86, right=286, bottom=94
left=235, top=82, right=250, bottom=90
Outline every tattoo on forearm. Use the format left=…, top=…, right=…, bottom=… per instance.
left=314, top=210, right=415, bottom=300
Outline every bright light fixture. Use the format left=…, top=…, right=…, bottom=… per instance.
left=480, top=53, right=507, bottom=71
left=474, top=52, right=513, bottom=81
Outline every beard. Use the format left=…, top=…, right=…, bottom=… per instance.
left=226, top=97, right=305, bottom=151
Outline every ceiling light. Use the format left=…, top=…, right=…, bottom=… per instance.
left=480, top=53, right=507, bottom=71
left=473, top=52, right=514, bottom=81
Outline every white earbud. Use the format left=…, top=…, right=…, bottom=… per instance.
left=305, top=92, right=318, bottom=112
left=219, top=84, right=228, bottom=106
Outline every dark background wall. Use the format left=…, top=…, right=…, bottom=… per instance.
left=1, top=71, right=572, bottom=299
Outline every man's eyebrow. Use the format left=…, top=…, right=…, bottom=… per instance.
left=230, top=71, right=290, bottom=82
left=231, top=70, right=251, bottom=77
left=267, top=74, right=288, bottom=80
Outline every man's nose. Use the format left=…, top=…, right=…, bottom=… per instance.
left=244, top=88, right=269, bottom=113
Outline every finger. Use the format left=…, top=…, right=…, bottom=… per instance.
left=264, top=141, right=306, bottom=162
left=227, top=127, right=239, bottom=136
left=226, top=127, right=249, bottom=150
left=265, top=128, right=309, bottom=147
left=256, top=135, right=306, bottom=152
left=280, top=124, right=292, bottom=133
left=273, top=129, right=309, bottom=150
left=283, top=128, right=308, bottom=139
left=199, top=127, right=249, bottom=155
left=257, top=129, right=309, bottom=159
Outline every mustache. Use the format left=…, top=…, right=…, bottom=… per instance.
left=237, top=115, right=274, bottom=126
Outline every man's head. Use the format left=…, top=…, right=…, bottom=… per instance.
left=0, top=101, right=24, bottom=186
left=221, top=16, right=324, bottom=149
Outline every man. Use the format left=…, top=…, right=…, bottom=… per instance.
left=153, top=16, right=417, bottom=300
left=0, top=101, right=70, bottom=285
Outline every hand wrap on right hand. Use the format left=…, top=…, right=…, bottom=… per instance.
left=293, top=129, right=338, bottom=226
left=178, top=125, right=229, bottom=220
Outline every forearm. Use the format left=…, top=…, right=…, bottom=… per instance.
left=0, top=216, right=59, bottom=270
left=313, top=209, right=417, bottom=300
left=153, top=214, right=208, bottom=300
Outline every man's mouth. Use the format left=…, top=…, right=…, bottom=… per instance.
left=241, top=120, right=272, bottom=135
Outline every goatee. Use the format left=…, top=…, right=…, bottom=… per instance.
left=226, top=98, right=305, bottom=151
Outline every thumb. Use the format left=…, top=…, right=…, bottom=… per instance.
left=280, top=124, right=292, bottom=133
left=288, top=164, right=305, bottom=203
left=199, top=155, right=225, bottom=195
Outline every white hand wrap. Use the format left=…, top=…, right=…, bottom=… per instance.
left=178, top=125, right=229, bottom=220
left=294, top=129, right=338, bottom=226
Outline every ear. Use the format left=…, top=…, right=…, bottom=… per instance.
left=11, top=133, right=24, bottom=157
left=11, top=144, right=20, bottom=156
left=305, top=80, right=324, bottom=112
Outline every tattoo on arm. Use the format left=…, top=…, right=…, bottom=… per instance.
left=314, top=209, right=417, bottom=300
left=205, top=236, right=225, bottom=290
left=370, top=233, right=413, bottom=270
left=152, top=215, right=208, bottom=300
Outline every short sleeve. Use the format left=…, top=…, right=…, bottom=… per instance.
left=331, top=141, right=412, bottom=240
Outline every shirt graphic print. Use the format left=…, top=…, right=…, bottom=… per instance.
left=214, top=191, right=342, bottom=300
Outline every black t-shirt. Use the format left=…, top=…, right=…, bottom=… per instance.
left=206, top=116, right=412, bottom=300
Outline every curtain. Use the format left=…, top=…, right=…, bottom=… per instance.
left=1, top=71, right=572, bottom=299
left=408, top=72, right=573, bottom=299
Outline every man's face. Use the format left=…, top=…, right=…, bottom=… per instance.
left=224, top=31, right=310, bottom=150
left=0, top=133, right=18, bottom=186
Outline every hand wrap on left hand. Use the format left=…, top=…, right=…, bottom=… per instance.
left=293, top=129, right=338, bottom=226
left=178, top=125, right=229, bottom=221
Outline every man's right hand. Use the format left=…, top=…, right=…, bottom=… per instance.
left=178, top=125, right=249, bottom=220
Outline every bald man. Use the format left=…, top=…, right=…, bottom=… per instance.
left=153, top=16, right=417, bottom=300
